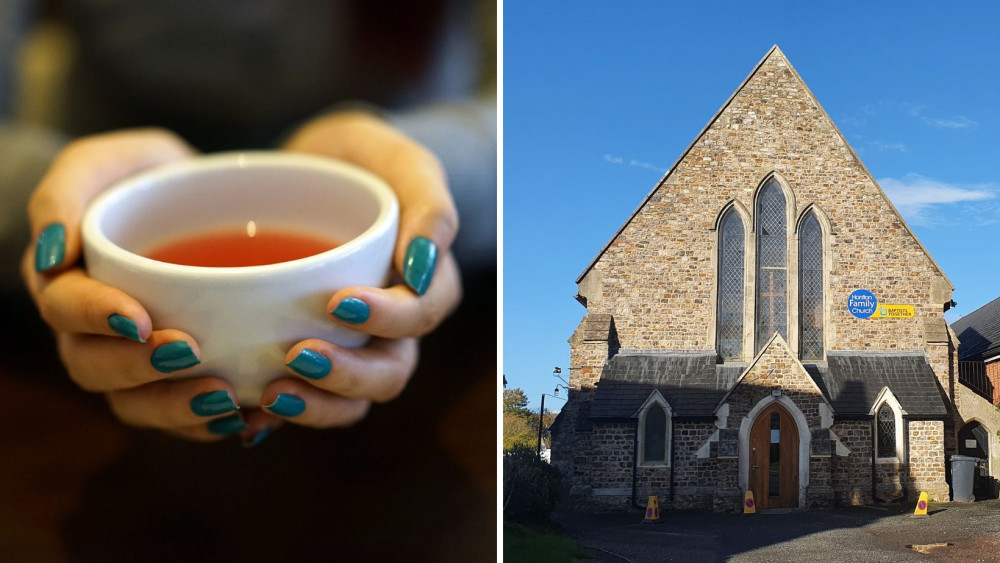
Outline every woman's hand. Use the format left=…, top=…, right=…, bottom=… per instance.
left=21, top=129, right=254, bottom=442
left=251, top=111, right=463, bottom=429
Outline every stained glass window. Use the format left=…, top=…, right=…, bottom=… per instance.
left=643, top=406, right=667, bottom=463
left=756, top=179, right=788, bottom=352
left=877, top=403, right=896, bottom=458
left=717, top=209, right=745, bottom=359
left=799, top=212, right=824, bottom=360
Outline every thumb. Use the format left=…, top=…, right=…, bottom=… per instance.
left=29, top=128, right=196, bottom=274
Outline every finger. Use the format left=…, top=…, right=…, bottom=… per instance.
left=28, top=266, right=152, bottom=341
left=28, top=128, right=195, bottom=274
left=238, top=409, right=285, bottom=448
left=106, top=377, right=240, bottom=429
left=282, top=112, right=459, bottom=294
left=327, top=251, right=461, bottom=338
left=283, top=337, right=418, bottom=403
left=259, top=378, right=372, bottom=429
left=57, top=329, right=202, bottom=393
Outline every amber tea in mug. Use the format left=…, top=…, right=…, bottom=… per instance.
left=144, top=226, right=340, bottom=267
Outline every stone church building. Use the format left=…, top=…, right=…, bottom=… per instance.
left=551, top=46, right=999, bottom=511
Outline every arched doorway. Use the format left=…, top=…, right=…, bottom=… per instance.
left=749, top=403, right=799, bottom=508
left=958, top=420, right=993, bottom=499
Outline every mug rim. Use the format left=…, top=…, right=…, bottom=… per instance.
left=81, top=151, right=399, bottom=278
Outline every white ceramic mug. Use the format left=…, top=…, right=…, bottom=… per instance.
left=82, top=152, right=399, bottom=403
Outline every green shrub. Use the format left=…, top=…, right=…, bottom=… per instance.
left=503, top=445, right=562, bottom=525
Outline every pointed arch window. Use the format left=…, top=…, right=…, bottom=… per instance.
left=755, top=179, right=788, bottom=352
left=717, top=208, right=745, bottom=359
left=876, top=402, right=897, bottom=459
left=798, top=212, right=824, bottom=360
left=641, top=405, right=668, bottom=464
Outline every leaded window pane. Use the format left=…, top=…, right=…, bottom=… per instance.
left=799, top=213, right=824, bottom=360
left=877, top=404, right=896, bottom=458
left=756, top=179, right=787, bottom=352
left=717, top=210, right=744, bottom=359
left=643, top=406, right=667, bottom=463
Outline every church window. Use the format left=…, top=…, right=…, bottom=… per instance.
left=717, top=209, right=745, bottom=359
left=638, top=399, right=670, bottom=466
left=755, top=179, right=788, bottom=352
left=798, top=212, right=824, bottom=360
left=876, top=403, right=897, bottom=459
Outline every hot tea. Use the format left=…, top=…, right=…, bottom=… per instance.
left=144, top=225, right=338, bottom=267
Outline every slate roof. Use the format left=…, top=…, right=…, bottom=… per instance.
left=590, top=350, right=948, bottom=421
left=806, top=352, right=947, bottom=417
left=589, top=351, right=740, bottom=419
left=951, top=296, right=1000, bottom=361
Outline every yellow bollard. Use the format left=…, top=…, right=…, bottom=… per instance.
left=641, top=495, right=661, bottom=524
left=911, top=491, right=929, bottom=518
left=743, top=490, right=756, bottom=514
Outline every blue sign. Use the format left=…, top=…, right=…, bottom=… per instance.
left=848, top=290, right=877, bottom=319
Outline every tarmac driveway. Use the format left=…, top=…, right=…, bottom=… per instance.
left=553, top=499, right=1000, bottom=562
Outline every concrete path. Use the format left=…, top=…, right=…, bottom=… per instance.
left=554, top=499, right=1000, bottom=562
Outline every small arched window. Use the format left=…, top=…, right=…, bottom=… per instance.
left=798, top=212, right=824, bottom=360
left=717, top=208, right=745, bottom=359
left=876, top=403, right=897, bottom=459
left=755, top=179, right=788, bottom=352
left=638, top=395, right=671, bottom=467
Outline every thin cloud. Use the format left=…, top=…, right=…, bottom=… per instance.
left=921, top=115, right=978, bottom=129
left=603, top=153, right=667, bottom=174
left=870, top=141, right=907, bottom=153
left=878, top=173, right=996, bottom=226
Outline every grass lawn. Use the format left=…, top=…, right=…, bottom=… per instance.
left=502, top=522, right=592, bottom=562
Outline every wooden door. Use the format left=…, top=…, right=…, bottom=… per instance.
left=749, top=403, right=799, bottom=508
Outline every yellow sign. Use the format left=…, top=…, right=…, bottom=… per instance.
left=743, top=490, right=756, bottom=514
left=642, top=495, right=660, bottom=524
left=871, top=305, right=914, bottom=319
left=912, top=491, right=929, bottom=517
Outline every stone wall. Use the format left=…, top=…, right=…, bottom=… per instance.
left=581, top=48, right=951, bottom=364
left=830, top=420, right=873, bottom=506
left=907, top=420, right=949, bottom=501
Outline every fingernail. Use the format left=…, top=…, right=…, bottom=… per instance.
left=207, top=413, right=247, bottom=435
left=331, top=297, right=370, bottom=324
left=402, top=236, right=437, bottom=295
left=34, top=223, right=66, bottom=272
left=108, top=313, right=145, bottom=343
left=286, top=348, right=331, bottom=380
left=190, top=390, right=238, bottom=417
left=242, top=427, right=272, bottom=448
left=264, top=393, right=306, bottom=417
left=151, top=341, right=200, bottom=373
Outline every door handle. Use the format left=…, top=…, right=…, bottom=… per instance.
left=752, top=465, right=759, bottom=470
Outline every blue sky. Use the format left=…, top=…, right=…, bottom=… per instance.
left=503, top=2, right=1000, bottom=412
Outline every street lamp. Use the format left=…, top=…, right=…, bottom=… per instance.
left=537, top=387, right=566, bottom=457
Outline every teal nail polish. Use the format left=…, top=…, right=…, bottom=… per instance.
left=242, top=427, right=271, bottom=448
left=108, top=313, right=145, bottom=343
left=264, top=394, right=306, bottom=417
left=207, top=413, right=247, bottom=435
left=286, top=349, right=331, bottom=380
left=331, top=297, right=370, bottom=324
left=34, top=223, right=66, bottom=273
left=151, top=341, right=200, bottom=373
left=190, top=390, right=238, bottom=417
left=402, top=236, right=437, bottom=295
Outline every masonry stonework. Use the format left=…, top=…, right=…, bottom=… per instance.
left=552, top=46, right=971, bottom=513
